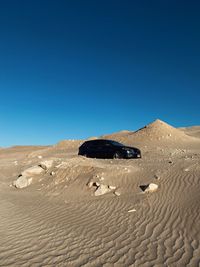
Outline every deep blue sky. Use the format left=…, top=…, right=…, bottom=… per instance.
left=0, top=0, right=200, bottom=146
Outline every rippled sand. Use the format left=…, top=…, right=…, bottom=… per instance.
left=0, top=120, right=200, bottom=266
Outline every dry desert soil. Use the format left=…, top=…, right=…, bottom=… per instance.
left=0, top=119, right=200, bottom=267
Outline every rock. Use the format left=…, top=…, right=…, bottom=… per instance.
left=14, top=176, right=33, bottom=189
left=128, top=209, right=136, bottom=213
left=114, top=191, right=121, bottom=196
left=109, top=185, right=116, bottom=190
left=39, top=160, right=54, bottom=170
left=21, top=166, right=44, bottom=177
left=94, top=184, right=111, bottom=196
left=87, top=180, right=94, bottom=188
left=22, top=166, right=43, bottom=176
left=38, top=155, right=43, bottom=159
left=140, top=183, right=158, bottom=193
left=50, top=171, right=56, bottom=176
left=184, top=168, right=189, bottom=172
left=154, top=174, right=160, bottom=180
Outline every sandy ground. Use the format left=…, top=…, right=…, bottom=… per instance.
left=0, top=120, right=200, bottom=266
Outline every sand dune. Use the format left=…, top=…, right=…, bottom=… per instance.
left=103, top=119, right=199, bottom=148
left=179, top=126, right=200, bottom=139
left=0, top=119, right=200, bottom=266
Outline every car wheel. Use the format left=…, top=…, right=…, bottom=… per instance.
left=113, top=152, right=122, bottom=159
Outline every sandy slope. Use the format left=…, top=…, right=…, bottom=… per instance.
left=179, top=126, right=200, bottom=139
left=0, top=120, right=200, bottom=266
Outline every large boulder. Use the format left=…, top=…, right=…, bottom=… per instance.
left=13, top=176, right=33, bottom=189
left=39, top=160, right=54, bottom=170
left=21, top=166, right=44, bottom=177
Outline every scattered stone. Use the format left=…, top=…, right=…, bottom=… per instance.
left=94, top=184, right=111, bottom=196
left=39, top=160, right=54, bottom=170
left=38, top=155, right=43, bottom=159
left=184, top=168, right=189, bottom=172
left=109, top=185, right=116, bottom=190
left=100, top=176, right=105, bottom=181
left=140, top=183, right=158, bottom=193
left=14, top=161, right=18, bottom=166
left=13, top=176, right=33, bottom=189
left=154, top=174, right=160, bottom=180
left=114, top=191, right=121, bottom=196
left=128, top=209, right=136, bottom=213
left=21, top=166, right=44, bottom=177
left=124, top=167, right=130, bottom=173
left=87, top=180, right=94, bottom=188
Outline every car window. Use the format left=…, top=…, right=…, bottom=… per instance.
left=110, top=141, right=123, bottom=146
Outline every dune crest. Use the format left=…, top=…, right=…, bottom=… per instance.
left=133, top=119, right=191, bottom=141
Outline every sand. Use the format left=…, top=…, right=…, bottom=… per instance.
left=0, top=119, right=200, bottom=266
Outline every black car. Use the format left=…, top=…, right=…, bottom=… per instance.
left=78, top=139, right=141, bottom=159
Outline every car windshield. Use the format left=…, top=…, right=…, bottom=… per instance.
left=109, top=141, right=124, bottom=146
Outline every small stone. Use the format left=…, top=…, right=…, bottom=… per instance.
left=50, top=171, right=55, bottom=176
left=109, top=185, right=116, bottom=190
left=128, top=209, right=136, bottom=213
left=184, top=168, right=189, bottom=172
left=114, top=191, right=121, bottom=196
left=154, top=174, right=160, bottom=180
left=38, top=155, right=43, bottom=159
left=87, top=181, right=94, bottom=188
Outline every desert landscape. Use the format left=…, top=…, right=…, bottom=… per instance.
left=0, top=119, right=200, bottom=266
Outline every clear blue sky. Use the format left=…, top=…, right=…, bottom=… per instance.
left=0, top=0, right=199, bottom=146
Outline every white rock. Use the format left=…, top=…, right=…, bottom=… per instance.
left=50, top=171, right=56, bottom=176
left=94, top=182, right=100, bottom=187
left=38, top=155, right=43, bottom=159
left=87, top=181, right=94, bottom=188
left=184, top=168, right=189, bottom=172
left=39, top=160, right=54, bottom=170
left=128, top=209, right=136, bottom=213
left=94, top=184, right=111, bottom=196
left=141, top=183, right=158, bottom=193
left=21, top=166, right=44, bottom=177
left=114, top=191, right=121, bottom=196
left=109, top=185, right=116, bottom=190
left=14, top=176, right=33, bottom=189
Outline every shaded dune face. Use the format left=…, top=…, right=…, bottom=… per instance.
left=0, top=119, right=200, bottom=266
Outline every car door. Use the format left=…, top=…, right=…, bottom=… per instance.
left=95, top=141, right=105, bottom=158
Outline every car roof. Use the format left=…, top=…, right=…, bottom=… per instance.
left=85, top=139, right=113, bottom=143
